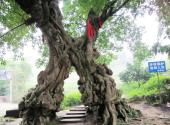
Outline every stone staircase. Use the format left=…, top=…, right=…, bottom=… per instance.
left=57, top=105, right=87, bottom=124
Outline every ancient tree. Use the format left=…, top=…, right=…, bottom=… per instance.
left=14, top=0, right=140, bottom=125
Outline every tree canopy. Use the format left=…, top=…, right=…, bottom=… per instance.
left=152, top=42, right=170, bottom=58
left=155, top=0, right=170, bottom=38
left=0, top=0, right=141, bottom=64
left=0, top=0, right=170, bottom=66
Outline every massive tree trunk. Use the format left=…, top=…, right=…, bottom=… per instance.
left=15, top=0, right=141, bottom=125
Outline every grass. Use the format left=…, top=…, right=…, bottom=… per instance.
left=60, top=82, right=81, bottom=109
left=61, top=92, right=81, bottom=109
left=120, top=75, right=170, bottom=98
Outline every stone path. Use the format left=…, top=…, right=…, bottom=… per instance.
left=57, top=105, right=87, bottom=124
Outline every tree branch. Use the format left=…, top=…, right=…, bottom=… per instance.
left=111, top=0, right=131, bottom=15
left=0, top=23, right=25, bottom=39
left=0, top=17, right=35, bottom=39
left=100, top=0, right=131, bottom=22
left=101, top=0, right=118, bottom=20
left=83, top=0, right=130, bottom=44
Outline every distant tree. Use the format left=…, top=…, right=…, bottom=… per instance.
left=119, top=63, right=152, bottom=87
left=119, top=41, right=152, bottom=86
left=131, top=41, right=152, bottom=64
left=160, top=45, right=170, bottom=58
left=152, top=42, right=170, bottom=58
left=155, top=0, right=170, bottom=38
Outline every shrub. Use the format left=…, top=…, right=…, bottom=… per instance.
left=119, top=63, right=152, bottom=83
left=61, top=92, right=81, bottom=110
left=120, top=75, right=170, bottom=98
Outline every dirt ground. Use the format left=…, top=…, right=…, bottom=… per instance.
left=126, top=101, right=170, bottom=125
left=1, top=101, right=170, bottom=125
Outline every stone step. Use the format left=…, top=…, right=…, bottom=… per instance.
left=59, top=118, right=85, bottom=123
left=66, top=111, right=86, bottom=115
left=71, top=107, right=87, bottom=110
left=61, top=114, right=86, bottom=119
left=70, top=108, right=87, bottom=111
left=74, top=105, right=87, bottom=108
left=71, top=106, right=87, bottom=109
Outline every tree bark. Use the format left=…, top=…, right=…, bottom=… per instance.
left=15, top=0, right=141, bottom=125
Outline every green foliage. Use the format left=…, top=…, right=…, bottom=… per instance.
left=0, top=58, right=6, bottom=65
left=0, top=0, right=169, bottom=68
left=120, top=75, right=170, bottom=98
left=61, top=92, right=81, bottom=109
left=63, top=0, right=142, bottom=52
left=119, top=62, right=152, bottom=83
left=36, top=44, right=49, bottom=68
left=160, top=45, right=170, bottom=57
left=63, top=0, right=107, bottom=17
left=62, top=82, right=81, bottom=109
left=131, top=41, right=152, bottom=63
left=0, top=0, right=144, bottom=66
left=0, top=0, right=36, bottom=62
left=0, top=0, right=27, bottom=28
left=152, top=42, right=170, bottom=57
left=155, top=0, right=170, bottom=38
left=62, top=0, right=144, bottom=65
left=96, top=53, right=116, bottom=65
left=0, top=0, right=31, bottom=51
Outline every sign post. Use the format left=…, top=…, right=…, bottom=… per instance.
left=148, top=61, right=167, bottom=104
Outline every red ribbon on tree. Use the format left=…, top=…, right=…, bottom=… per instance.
left=87, top=19, right=95, bottom=41
left=87, top=17, right=103, bottom=41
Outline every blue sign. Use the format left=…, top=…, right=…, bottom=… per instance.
left=148, top=61, right=166, bottom=73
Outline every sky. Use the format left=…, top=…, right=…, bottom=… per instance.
left=136, top=13, right=159, bottom=47
left=136, top=13, right=170, bottom=47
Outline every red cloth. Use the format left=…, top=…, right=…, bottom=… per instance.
left=87, top=19, right=96, bottom=40
left=87, top=18, right=103, bottom=41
